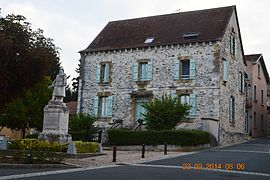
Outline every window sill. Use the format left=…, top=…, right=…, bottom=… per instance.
left=136, top=80, right=150, bottom=85
left=98, top=82, right=110, bottom=86
left=176, top=79, right=193, bottom=83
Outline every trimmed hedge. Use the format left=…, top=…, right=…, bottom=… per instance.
left=10, top=139, right=98, bottom=153
left=108, top=129, right=210, bottom=146
left=75, top=141, right=98, bottom=153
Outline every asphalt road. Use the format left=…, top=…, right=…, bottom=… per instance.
left=0, top=136, right=269, bottom=180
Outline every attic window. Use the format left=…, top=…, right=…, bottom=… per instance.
left=144, top=37, right=154, bottom=44
left=182, top=32, right=200, bottom=39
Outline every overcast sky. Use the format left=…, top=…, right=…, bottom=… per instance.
left=0, top=0, right=269, bottom=85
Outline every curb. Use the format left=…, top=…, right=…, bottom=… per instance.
left=0, top=163, right=77, bottom=169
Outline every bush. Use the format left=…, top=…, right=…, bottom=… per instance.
left=75, top=141, right=98, bottom=153
left=25, top=134, right=38, bottom=139
left=108, top=129, right=210, bottom=146
left=143, top=95, right=190, bottom=130
left=69, top=113, right=98, bottom=141
left=9, top=139, right=67, bottom=152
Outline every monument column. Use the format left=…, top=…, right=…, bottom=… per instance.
left=38, top=67, right=72, bottom=143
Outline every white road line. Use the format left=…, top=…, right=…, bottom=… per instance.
left=131, top=164, right=270, bottom=177
left=212, top=149, right=268, bottom=154
left=0, top=165, right=118, bottom=180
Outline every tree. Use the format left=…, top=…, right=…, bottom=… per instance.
left=65, top=61, right=80, bottom=102
left=69, top=113, right=98, bottom=141
left=142, top=95, right=190, bottom=130
left=0, top=77, right=52, bottom=137
left=0, top=13, right=60, bottom=112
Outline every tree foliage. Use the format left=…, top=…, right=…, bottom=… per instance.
left=143, top=95, right=190, bottom=130
left=69, top=113, right=98, bottom=141
left=0, top=13, right=60, bottom=111
left=0, top=77, right=52, bottom=137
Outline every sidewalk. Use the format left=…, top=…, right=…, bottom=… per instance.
left=63, top=150, right=195, bottom=168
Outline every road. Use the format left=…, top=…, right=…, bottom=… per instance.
left=0, top=136, right=269, bottom=180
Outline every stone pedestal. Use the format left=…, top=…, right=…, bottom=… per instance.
left=38, top=100, right=72, bottom=143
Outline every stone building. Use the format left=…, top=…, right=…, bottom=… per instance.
left=245, top=54, right=270, bottom=137
left=78, top=6, right=247, bottom=145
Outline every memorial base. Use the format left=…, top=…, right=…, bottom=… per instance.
left=38, top=100, right=72, bottom=144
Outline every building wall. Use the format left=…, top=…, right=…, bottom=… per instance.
left=218, top=10, right=246, bottom=144
left=246, top=59, right=268, bottom=137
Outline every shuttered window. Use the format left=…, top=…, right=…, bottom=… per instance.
left=223, top=59, right=228, bottom=82
left=133, top=61, right=152, bottom=81
left=180, top=94, right=196, bottom=118
left=96, top=63, right=110, bottom=84
left=135, top=97, right=149, bottom=122
left=173, top=58, right=196, bottom=80
left=93, top=95, right=113, bottom=117
left=229, top=96, right=236, bottom=123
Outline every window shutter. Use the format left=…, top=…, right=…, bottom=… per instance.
left=147, top=62, right=152, bottom=80
left=189, top=94, right=196, bottom=118
left=173, top=59, right=179, bottom=80
left=238, top=72, right=242, bottom=91
left=223, top=59, right=228, bottom=81
left=107, top=96, right=113, bottom=117
left=104, top=64, right=109, bottom=83
left=133, top=63, right=138, bottom=81
left=189, top=59, right=196, bottom=79
left=93, top=96, right=99, bottom=116
left=233, top=99, right=236, bottom=122
left=229, top=97, right=232, bottom=122
left=96, top=64, right=100, bottom=83
left=242, top=73, right=245, bottom=93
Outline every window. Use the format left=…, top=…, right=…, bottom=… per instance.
left=135, top=97, right=149, bottom=122
left=254, top=112, right=257, bottom=128
left=229, top=96, right=236, bottom=123
left=144, top=37, right=154, bottom=44
left=254, top=85, right=257, bottom=102
left=96, top=63, right=110, bottom=84
left=261, top=90, right=264, bottom=105
left=133, top=61, right=152, bottom=81
left=93, top=96, right=113, bottom=117
left=180, top=94, right=196, bottom=118
left=230, top=28, right=236, bottom=56
left=261, top=114, right=264, bottom=129
left=174, top=59, right=196, bottom=80
left=223, top=58, right=228, bottom=82
left=238, top=72, right=245, bottom=93
left=258, top=64, right=261, bottom=77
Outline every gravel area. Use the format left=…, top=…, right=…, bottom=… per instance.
left=63, top=150, right=195, bottom=168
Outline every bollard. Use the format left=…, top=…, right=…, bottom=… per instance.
left=164, top=142, right=167, bottom=155
left=113, top=146, right=117, bottom=162
left=142, top=144, right=145, bottom=158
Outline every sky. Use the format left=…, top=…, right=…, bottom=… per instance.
left=0, top=0, right=269, bottom=85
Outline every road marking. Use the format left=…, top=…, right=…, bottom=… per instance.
left=212, top=149, right=268, bottom=154
left=132, top=164, right=270, bottom=177
left=238, top=143, right=270, bottom=147
left=0, top=165, right=118, bottom=180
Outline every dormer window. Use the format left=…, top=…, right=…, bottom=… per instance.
left=144, top=37, right=154, bottom=44
left=182, top=32, right=200, bottom=39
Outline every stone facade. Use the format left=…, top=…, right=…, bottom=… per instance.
left=78, top=8, right=247, bottom=145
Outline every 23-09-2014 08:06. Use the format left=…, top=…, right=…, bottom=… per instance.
left=181, top=163, right=245, bottom=171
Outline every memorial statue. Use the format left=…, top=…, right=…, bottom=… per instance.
left=50, top=67, right=67, bottom=102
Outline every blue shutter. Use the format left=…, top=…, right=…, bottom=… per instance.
left=96, top=64, right=100, bottom=83
left=242, top=73, right=245, bottom=93
left=173, top=59, right=179, bottom=80
left=107, top=96, right=113, bottom=117
left=229, top=97, right=232, bottom=122
left=147, top=62, right=152, bottom=80
left=189, top=94, right=196, bottom=118
left=93, top=96, right=99, bottom=116
left=189, top=59, right=196, bottom=79
left=233, top=99, right=236, bottom=122
left=133, top=63, right=138, bottom=81
left=104, top=64, right=109, bottom=83
left=223, top=60, right=228, bottom=81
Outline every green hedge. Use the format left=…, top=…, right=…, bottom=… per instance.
left=10, top=139, right=98, bottom=153
left=10, top=139, right=68, bottom=152
left=75, top=141, right=98, bottom=153
left=108, top=129, right=210, bottom=146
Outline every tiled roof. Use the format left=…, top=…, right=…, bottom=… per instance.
left=245, top=54, right=270, bottom=84
left=82, top=6, right=235, bottom=52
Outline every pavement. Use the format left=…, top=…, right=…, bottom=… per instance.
left=0, top=136, right=269, bottom=180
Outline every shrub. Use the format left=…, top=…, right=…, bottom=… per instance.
left=75, top=141, right=98, bottom=153
left=108, top=129, right=210, bottom=146
left=25, top=134, right=38, bottom=139
left=69, top=113, right=98, bottom=141
left=9, top=139, right=67, bottom=152
left=143, top=95, right=189, bottom=130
